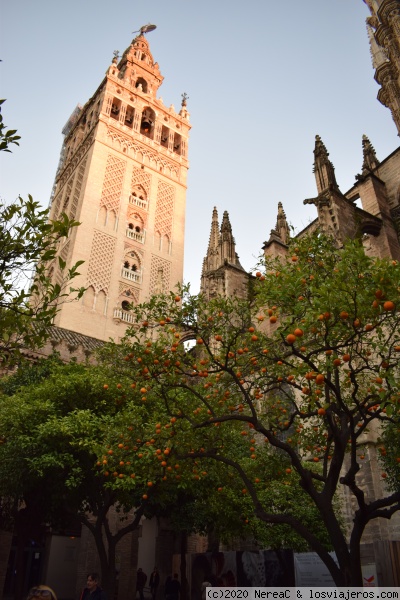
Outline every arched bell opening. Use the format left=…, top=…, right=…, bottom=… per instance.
left=173, top=132, right=182, bottom=155
left=161, top=125, right=169, bottom=148
left=140, top=107, right=155, bottom=139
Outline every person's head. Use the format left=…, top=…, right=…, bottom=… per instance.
left=86, top=573, right=100, bottom=591
left=27, top=586, right=57, bottom=600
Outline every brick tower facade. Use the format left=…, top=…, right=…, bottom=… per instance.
left=48, top=31, right=190, bottom=342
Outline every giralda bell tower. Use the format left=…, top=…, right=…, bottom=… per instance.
left=49, top=26, right=191, bottom=341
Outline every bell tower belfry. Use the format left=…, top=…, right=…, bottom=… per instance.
left=48, top=29, right=191, bottom=341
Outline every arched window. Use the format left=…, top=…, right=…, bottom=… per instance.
left=136, top=77, right=148, bottom=93
left=129, top=187, right=148, bottom=210
left=122, top=300, right=130, bottom=311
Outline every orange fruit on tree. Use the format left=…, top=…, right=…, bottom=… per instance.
left=383, top=301, right=395, bottom=311
left=317, top=408, right=326, bottom=416
left=286, top=334, right=297, bottom=345
left=294, top=328, right=304, bottom=337
left=315, top=374, right=325, bottom=384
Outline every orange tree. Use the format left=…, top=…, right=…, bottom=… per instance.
left=0, top=356, right=311, bottom=598
left=99, top=233, right=400, bottom=587
left=0, top=357, right=148, bottom=598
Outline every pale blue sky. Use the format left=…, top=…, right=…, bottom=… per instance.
left=1, top=1, right=398, bottom=293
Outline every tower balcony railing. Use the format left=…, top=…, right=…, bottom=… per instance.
left=121, top=267, right=142, bottom=284
left=113, top=308, right=137, bottom=325
left=129, top=195, right=148, bottom=210
left=126, top=228, right=146, bottom=243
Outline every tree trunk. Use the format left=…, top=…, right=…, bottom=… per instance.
left=92, top=528, right=118, bottom=599
left=180, top=531, right=188, bottom=600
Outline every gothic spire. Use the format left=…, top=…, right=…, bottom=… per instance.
left=220, top=210, right=237, bottom=265
left=313, top=135, right=339, bottom=195
left=275, top=202, right=290, bottom=244
left=207, top=207, right=220, bottom=252
left=361, top=134, right=380, bottom=174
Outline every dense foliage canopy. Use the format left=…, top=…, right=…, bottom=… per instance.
left=97, top=233, right=400, bottom=586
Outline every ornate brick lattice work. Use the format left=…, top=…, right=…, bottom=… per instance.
left=100, top=154, right=127, bottom=213
left=131, top=166, right=151, bottom=197
left=70, top=158, right=87, bottom=220
left=154, top=181, right=174, bottom=238
left=149, top=255, right=171, bottom=295
left=51, top=157, right=87, bottom=221
left=55, top=241, right=71, bottom=286
left=107, top=128, right=180, bottom=178
left=118, top=282, right=139, bottom=304
left=53, top=177, right=73, bottom=220
left=51, top=192, right=62, bottom=221
left=86, top=231, right=116, bottom=293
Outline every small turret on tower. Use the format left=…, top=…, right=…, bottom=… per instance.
left=313, top=135, right=339, bottom=195
left=361, top=135, right=380, bottom=174
left=263, top=202, right=290, bottom=259
left=304, top=137, right=361, bottom=242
